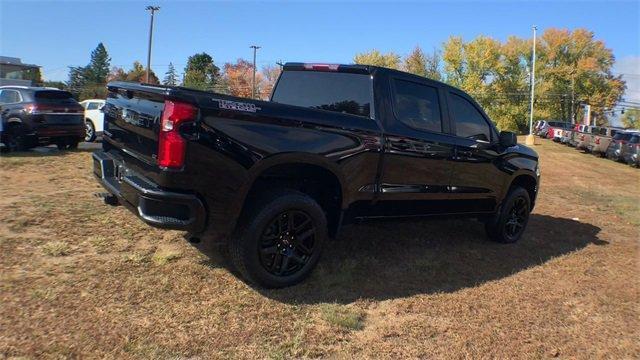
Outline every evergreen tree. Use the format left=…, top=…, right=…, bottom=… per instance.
left=85, top=43, right=111, bottom=84
left=183, top=52, right=220, bottom=90
left=163, top=62, right=179, bottom=86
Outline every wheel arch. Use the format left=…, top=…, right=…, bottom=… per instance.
left=233, top=154, right=346, bottom=238
left=508, top=172, right=538, bottom=210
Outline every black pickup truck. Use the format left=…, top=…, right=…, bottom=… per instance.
left=93, top=63, right=540, bottom=288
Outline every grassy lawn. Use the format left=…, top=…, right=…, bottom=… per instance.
left=1, top=140, right=638, bottom=358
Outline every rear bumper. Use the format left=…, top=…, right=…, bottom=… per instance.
left=92, top=150, right=206, bottom=233
left=33, top=124, right=85, bottom=139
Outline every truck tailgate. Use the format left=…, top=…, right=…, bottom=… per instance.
left=103, top=83, right=168, bottom=166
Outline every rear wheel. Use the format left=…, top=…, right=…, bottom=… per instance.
left=6, top=122, right=27, bottom=152
left=55, top=138, right=80, bottom=150
left=229, top=189, right=327, bottom=288
left=485, top=187, right=531, bottom=243
left=84, top=120, right=96, bottom=142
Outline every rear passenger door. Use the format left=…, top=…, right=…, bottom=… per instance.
left=375, top=75, right=456, bottom=216
left=447, top=91, right=503, bottom=213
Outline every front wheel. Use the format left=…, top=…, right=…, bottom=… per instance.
left=84, top=120, right=96, bottom=142
left=229, top=189, right=327, bottom=288
left=485, top=187, right=531, bottom=243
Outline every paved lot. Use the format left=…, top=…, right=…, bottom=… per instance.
left=0, top=138, right=638, bottom=358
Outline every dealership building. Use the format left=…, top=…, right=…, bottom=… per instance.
left=0, top=56, right=41, bottom=86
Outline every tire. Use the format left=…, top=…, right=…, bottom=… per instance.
left=55, top=138, right=80, bottom=150
left=229, top=189, right=327, bottom=288
left=485, top=187, right=531, bottom=243
left=84, top=120, right=96, bottom=142
left=6, top=122, right=27, bottom=152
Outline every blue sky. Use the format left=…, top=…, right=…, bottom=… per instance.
left=1, top=0, right=639, bottom=102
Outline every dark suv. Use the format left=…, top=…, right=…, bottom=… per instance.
left=0, top=86, right=85, bottom=151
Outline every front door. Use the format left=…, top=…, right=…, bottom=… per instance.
left=447, top=91, right=503, bottom=213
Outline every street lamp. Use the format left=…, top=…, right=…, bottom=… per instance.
left=145, top=5, right=160, bottom=83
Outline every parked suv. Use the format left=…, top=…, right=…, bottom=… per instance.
left=623, top=132, right=640, bottom=166
left=94, top=63, right=540, bottom=288
left=80, top=99, right=105, bottom=142
left=605, top=130, right=636, bottom=162
left=0, top=86, right=85, bottom=151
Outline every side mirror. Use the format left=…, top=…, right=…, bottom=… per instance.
left=499, top=131, right=517, bottom=147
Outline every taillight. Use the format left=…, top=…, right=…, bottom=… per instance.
left=25, top=103, right=83, bottom=114
left=158, top=100, right=197, bottom=169
left=595, top=137, right=600, bottom=144
left=303, top=63, right=340, bottom=71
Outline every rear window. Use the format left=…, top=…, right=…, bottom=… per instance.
left=630, top=135, right=640, bottom=143
left=35, top=90, right=74, bottom=100
left=614, top=133, right=632, bottom=141
left=272, top=71, right=373, bottom=118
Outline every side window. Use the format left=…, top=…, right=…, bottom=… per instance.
left=86, top=102, right=100, bottom=110
left=392, top=79, right=442, bottom=133
left=0, top=90, right=20, bottom=104
left=450, top=93, right=492, bottom=142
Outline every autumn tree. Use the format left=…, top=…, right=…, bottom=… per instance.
left=439, top=29, right=625, bottom=132
left=223, top=59, right=263, bottom=98
left=183, top=52, right=220, bottom=91
left=107, top=67, right=127, bottom=82
left=354, top=50, right=401, bottom=69
left=621, top=108, right=640, bottom=129
left=260, top=64, right=281, bottom=99
left=404, top=46, right=428, bottom=77
left=163, top=62, right=179, bottom=86
left=125, top=61, right=159, bottom=84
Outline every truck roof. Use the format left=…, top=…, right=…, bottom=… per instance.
left=283, top=62, right=452, bottom=88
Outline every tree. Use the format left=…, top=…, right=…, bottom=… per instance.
left=125, top=61, right=159, bottom=84
left=107, top=67, right=127, bottom=82
left=163, top=62, right=179, bottom=86
left=183, top=52, right=220, bottom=90
left=621, top=108, right=640, bottom=129
left=65, top=43, right=111, bottom=100
left=404, top=46, right=428, bottom=77
left=42, top=81, right=66, bottom=90
left=439, top=29, right=625, bottom=132
left=23, top=67, right=43, bottom=86
left=353, top=50, right=401, bottom=69
left=424, top=48, right=442, bottom=81
left=223, top=59, right=262, bottom=98
left=260, top=64, right=281, bottom=99
left=85, top=43, right=110, bottom=84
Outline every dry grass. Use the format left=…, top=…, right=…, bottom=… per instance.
left=0, top=141, right=638, bottom=359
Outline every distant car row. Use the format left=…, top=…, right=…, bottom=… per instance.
left=534, top=120, right=639, bottom=167
left=0, top=85, right=104, bottom=152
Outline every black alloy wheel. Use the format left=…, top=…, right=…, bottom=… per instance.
left=503, top=195, right=528, bottom=240
left=258, top=210, right=316, bottom=276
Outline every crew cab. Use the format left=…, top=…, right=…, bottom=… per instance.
left=0, top=86, right=85, bottom=151
left=93, top=63, right=540, bottom=288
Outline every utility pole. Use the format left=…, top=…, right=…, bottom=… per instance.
left=526, top=25, right=537, bottom=145
left=250, top=45, right=261, bottom=99
left=145, top=5, right=160, bottom=83
left=276, top=60, right=284, bottom=70
left=570, top=75, right=575, bottom=124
